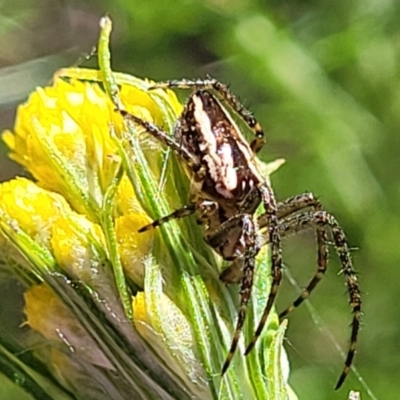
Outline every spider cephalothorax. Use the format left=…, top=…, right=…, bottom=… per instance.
left=119, top=77, right=361, bottom=389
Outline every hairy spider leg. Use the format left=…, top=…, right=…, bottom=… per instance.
left=150, top=77, right=265, bottom=153
left=138, top=204, right=198, bottom=232
left=270, top=193, right=329, bottom=318
left=244, top=184, right=283, bottom=356
left=219, top=193, right=324, bottom=284
left=119, top=109, right=203, bottom=174
left=205, top=214, right=260, bottom=375
left=275, top=192, right=323, bottom=219
left=258, top=206, right=361, bottom=389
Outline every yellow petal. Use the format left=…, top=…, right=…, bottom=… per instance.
left=133, top=291, right=203, bottom=381
left=115, top=214, right=154, bottom=285
left=51, top=214, right=105, bottom=279
left=0, top=178, right=71, bottom=247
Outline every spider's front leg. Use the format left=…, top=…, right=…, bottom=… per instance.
left=205, top=213, right=260, bottom=375
left=138, top=204, right=198, bottom=232
left=118, top=109, right=203, bottom=174
left=138, top=195, right=221, bottom=233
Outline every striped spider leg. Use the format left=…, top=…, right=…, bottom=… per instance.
left=222, top=192, right=361, bottom=389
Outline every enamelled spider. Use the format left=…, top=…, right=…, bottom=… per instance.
left=118, top=77, right=361, bottom=389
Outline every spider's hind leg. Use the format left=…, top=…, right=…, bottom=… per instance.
left=245, top=183, right=283, bottom=355
left=273, top=193, right=329, bottom=319
left=212, top=214, right=260, bottom=375
left=260, top=199, right=361, bottom=389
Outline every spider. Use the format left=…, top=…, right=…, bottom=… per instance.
left=118, top=77, right=361, bottom=389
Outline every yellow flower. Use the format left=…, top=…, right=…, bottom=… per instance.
left=0, top=70, right=213, bottom=398
left=2, top=77, right=181, bottom=222
left=0, top=178, right=72, bottom=251
left=0, top=16, right=294, bottom=400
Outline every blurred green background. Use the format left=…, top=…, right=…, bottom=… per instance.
left=0, top=1, right=397, bottom=399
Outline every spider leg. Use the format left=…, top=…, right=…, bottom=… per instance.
left=138, top=204, right=197, bottom=232
left=322, top=211, right=361, bottom=390
left=275, top=192, right=321, bottom=219
left=119, top=109, right=203, bottom=174
left=139, top=198, right=220, bottom=232
left=251, top=193, right=330, bottom=319
left=245, top=184, right=283, bottom=355
left=278, top=223, right=328, bottom=319
left=150, top=77, right=265, bottom=153
left=261, top=209, right=360, bottom=389
left=217, top=214, right=259, bottom=375
left=220, top=192, right=323, bottom=284
left=274, top=193, right=329, bottom=319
